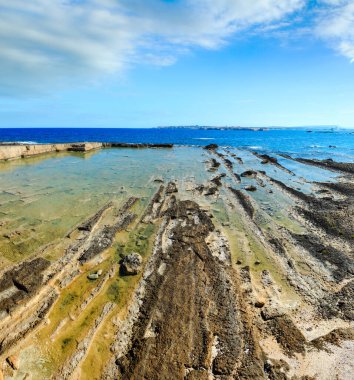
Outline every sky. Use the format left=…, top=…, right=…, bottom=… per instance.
left=0, top=0, right=354, bottom=128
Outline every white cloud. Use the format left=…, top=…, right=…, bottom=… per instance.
left=0, top=0, right=306, bottom=95
left=316, top=0, right=354, bottom=62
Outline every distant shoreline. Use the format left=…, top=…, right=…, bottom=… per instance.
left=157, top=125, right=341, bottom=131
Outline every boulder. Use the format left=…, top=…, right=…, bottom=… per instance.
left=245, top=186, right=257, bottom=192
left=120, top=253, right=143, bottom=275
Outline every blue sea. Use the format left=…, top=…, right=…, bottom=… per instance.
left=0, top=127, right=353, bottom=161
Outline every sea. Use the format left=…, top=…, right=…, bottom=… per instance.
left=0, top=127, right=353, bottom=161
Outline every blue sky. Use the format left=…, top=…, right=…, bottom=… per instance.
left=0, top=0, right=354, bottom=128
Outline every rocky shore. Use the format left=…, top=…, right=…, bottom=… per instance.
left=0, top=144, right=353, bottom=379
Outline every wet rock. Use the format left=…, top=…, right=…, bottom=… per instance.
left=106, top=143, right=173, bottom=149
left=141, top=185, right=165, bottom=223
left=0, top=257, right=50, bottom=314
left=55, top=302, right=115, bottom=380
left=264, top=359, right=290, bottom=379
left=204, top=186, right=218, bottom=196
left=211, top=173, right=226, bottom=186
left=203, top=143, right=218, bottom=150
left=297, top=195, right=354, bottom=242
left=293, top=157, right=354, bottom=175
left=320, top=281, right=354, bottom=320
left=229, top=188, right=255, bottom=219
left=259, top=154, right=278, bottom=164
left=194, top=184, right=205, bottom=193
left=0, top=289, right=58, bottom=355
left=233, top=172, right=241, bottom=182
left=79, top=205, right=137, bottom=264
left=108, top=199, right=261, bottom=379
left=241, top=170, right=257, bottom=178
left=224, top=158, right=233, bottom=169
left=78, top=201, right=113, bottom=231
left=67, top=142, right=102, bottom=152
left=166, top=182, right=178, bottom=194
left=120, top=253, right=143, bottom=275
left=311, top=328, right=354, bottom=350
left=316, top=181, right=354, bottom=197
left=291, top=233, right=354, bottom=281
left=267, top=315, right=307, bottom=356
left=208, top=158, right=221, bottom=171
left=253, top=152, right=294, bottom=175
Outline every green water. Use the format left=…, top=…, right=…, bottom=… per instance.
left=0, top=145, right=338, bottom=267
left=0, top=147, right=210, bottom=265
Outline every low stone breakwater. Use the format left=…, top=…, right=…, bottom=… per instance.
left=0, top=142, right=174, bottom=161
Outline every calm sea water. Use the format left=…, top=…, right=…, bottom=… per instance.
left=0, top=127, right=353, bottom=161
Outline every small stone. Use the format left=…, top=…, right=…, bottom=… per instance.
left=87, top=273, right=99, bottom=280
left=254, top=260, right=261, bottom=265
left=97, top=269, right=103, bottom=276
left=236, top=260, right=242, bottom=265
left=6, top=355, right=19, bottom=370
left=245, top=186, right=257, bottom=192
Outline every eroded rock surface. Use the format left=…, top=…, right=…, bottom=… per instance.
left=107, top=198, right=264, bottom=379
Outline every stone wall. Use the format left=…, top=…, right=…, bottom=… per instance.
left=0, top=143, right=102, bottom=161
